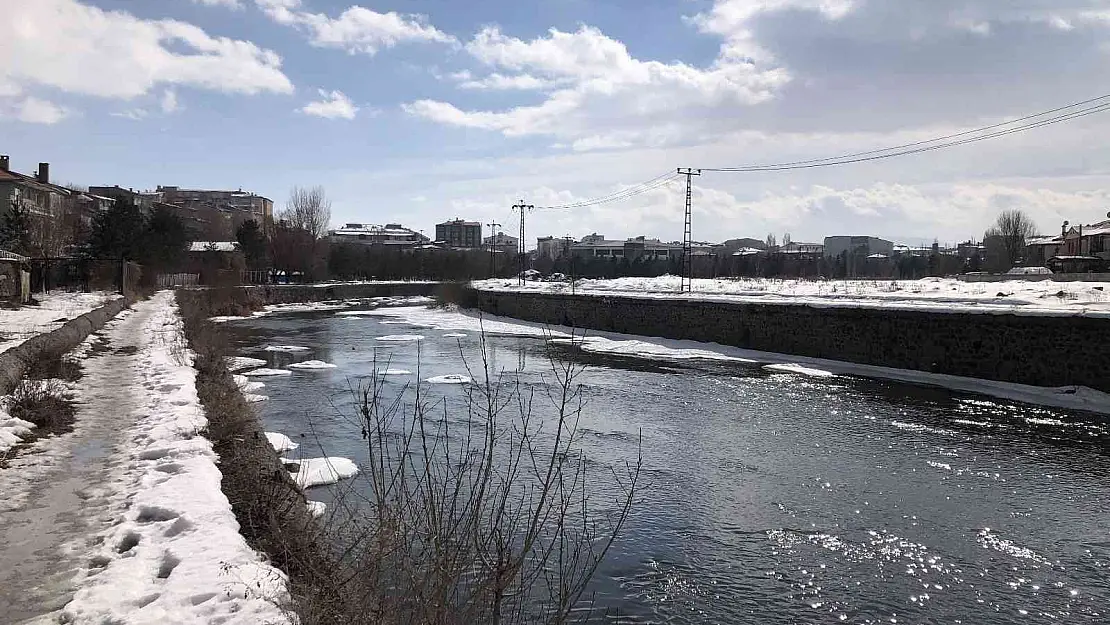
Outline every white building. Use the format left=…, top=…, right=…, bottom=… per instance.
left=823, top=236, right=894, bottom=259
left=328, top=223, right=429, bottom=248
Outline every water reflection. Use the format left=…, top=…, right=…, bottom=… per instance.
left=226, top=309, right=1110, bottom=625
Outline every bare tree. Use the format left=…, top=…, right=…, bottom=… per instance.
left=984, top=209, right=1037, bottom=269
left=281, top=186, right=332, bottom=241
left=765, top=233, right=777, bottom=249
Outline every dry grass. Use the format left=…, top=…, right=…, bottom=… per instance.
left=6, top=379, right=76, bottom=432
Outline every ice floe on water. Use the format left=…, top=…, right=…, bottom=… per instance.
left=244, top=393, right=269, bottom=403
left=376, top=369, right=413, bottom=376
left=209, top=315, right=255, bottom=323
left=425, top=374, right=472, bottom=385
left=335, top=310, right=381, bottom=317
left=266, top=301, right=350, bottom=314
left=442, top=333, right=468, bottom=338
left=376, top=334, right=424, bottom=342
left=286, top=457, right=359, bottom=488
left=226, top=356, right=267, bottom=372
left=549, top=336, right=755, bottom=362
left=266, top=432, right=299, bottom=453
left=263, top=345, right=310, bottom=352
left=243, top=368, right=292, bottom=377
left=762, top=363, right=835, bottom=378
left=306, top=501, right=327, bottom=518
left=288, top=360, right=338, bottom=370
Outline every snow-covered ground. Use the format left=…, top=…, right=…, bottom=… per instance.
left=0, top=291, right=122, bottom=354
left=366, top=305, right=1110, bottom=415
left=0, top=292, right=290, bottom=623
left=472, top=276, right=1110, bottom=317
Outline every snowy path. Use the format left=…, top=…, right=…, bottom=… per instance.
left=0, top=293, right=287, bottom=624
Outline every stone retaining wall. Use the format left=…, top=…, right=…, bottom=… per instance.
left=246, top=282, right=440, bottom=304
left=0, top=296, right=133, bottom=395
left=469, top=289, right=1110, bottom=392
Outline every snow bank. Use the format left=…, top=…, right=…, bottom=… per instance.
left=472, top=276, right=1110, bottom=318
left=62, top=291, right=289, bottom=624
left=288, top=360, right=337, bottom=370
left=763, top=363, right=836, bottom=378
left=243, top=368, right=291, bottom=377
left=550, top=336, right=755, bottom=363
left=0, top=291, right=122, bottom=354
left=375, top=334, right=425, bottom=342
left=366, top=306, right=567, bottom=338
left=265, top=432, right=299, bottom=453
left=306, top=501, right=327, bottom=518
left=287, top=457, right=359, bottom=488
left=0, top=412, right=35, bottom=454
left=226, top=357, right=266, bottom=372
left=426, top=374, right=472, bottom=385
left=263, top=345, right=310, bottom=352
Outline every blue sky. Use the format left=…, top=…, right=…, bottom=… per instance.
left=4, top=0, right=1110, bottom=246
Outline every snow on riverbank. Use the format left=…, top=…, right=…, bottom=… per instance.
left=0, top=411, right=35, bottom=455
left=472, top=276, right=1110, bottom=317
left=62, top=291, right=289, bottom=624
left=364, top=304, right=1110, bottom=415
left=0, top=291, right=121, bottom=354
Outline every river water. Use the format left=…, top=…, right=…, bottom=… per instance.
left=225, top=302, right=1109, bottom=624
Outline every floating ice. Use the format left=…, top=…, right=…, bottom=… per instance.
left=244, top=393, right=269, bottom=403
left=265, top=432, right=299, bottom=453
left=306, top=501, right=327, bottom=518
left=226, top=356, right=267, bottom=372
left=263, top=345, right=310, bottom=352
left=376, top=369, right=413, bottom=376
left=425, top=374, right=472, bottom=385
left=376, top=335, right=424, bottom=342
left=243, top=368, right=292, bottom=377
left=288, top=360, right=337, bottom=370
left=763, top=363, right=835, bottom=378
left=287, top=457, right=359, bottom=488
left=442, top=333, right=468, bottom=338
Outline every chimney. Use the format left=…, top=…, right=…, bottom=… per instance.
left=36, top=162, right=49, bottom=184
left=0, top=155, right=9, bottom=171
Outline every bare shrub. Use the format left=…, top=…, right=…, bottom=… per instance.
left=6, top=379, right=76, bottom=432
left=302, top=332, right=642, bottom=624
left=24, top=353, right=82, bottom=382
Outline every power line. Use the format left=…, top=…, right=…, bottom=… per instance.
left=535, top=171, right=682, bottom=210
left=701, top=95, right=1110, bottom=172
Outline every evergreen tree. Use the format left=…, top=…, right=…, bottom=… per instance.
left=235, top=219, right=268, bottom=269
left=0, top=203, right=31, bottom=255
left=142, top=206, right=189, bottom=270
left=86, top=199, right=146, bottom=260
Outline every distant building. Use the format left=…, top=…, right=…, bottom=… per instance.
left=823, top=236, right=894, bottom=259
left=1026, top=218, right=1110, bottom=269
left=435, top=219, right=482, bottom=248
left=536, top=236, right=572, bottom=261
left=779, top=241, right=824, bottom=256
left=484, top=231, right=519, bottom=255
left=571, top=234, right=679, bottom=261
left=1, top=158, right=98, bottom=256
left=1, top=158, right=66, bottom=219
left=329, top=223, right=430, bottom=248
left=154, top=186, right=273, bottom=233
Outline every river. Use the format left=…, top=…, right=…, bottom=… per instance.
left=224, top=301, right=1109, bottom=624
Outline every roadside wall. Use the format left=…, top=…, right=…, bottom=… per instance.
left=469, top=289, right=1110, bottom=392
left=958, top=273, right=1110, bottom=283
left=0, top=296, right=132, bottom=395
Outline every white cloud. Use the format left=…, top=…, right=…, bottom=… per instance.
left=300, top=89, right=359, bottom=119
left=161, top=89, right=180, bottom=114
left=255, top=0, right=454, bottom=55
left=406, top=25, right=790, bottom=142
left=0, top=0, right=292, bottom=121
left=3, top=97, right=69, bottom=124
left=111, top=108, right=149, bottom=121
left=192, top=0, right=243, bottom=8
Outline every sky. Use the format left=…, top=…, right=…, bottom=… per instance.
left=4, top=0, right=1110, bottom=247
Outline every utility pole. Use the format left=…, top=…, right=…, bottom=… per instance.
left=512, top=200, right=534, bottom=285
left=486, top=221, right=501, bottom=277
left=677, top=168, right=701, bottom=294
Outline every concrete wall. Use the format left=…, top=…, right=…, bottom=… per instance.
left=468, top=289, right=1110, bottom=393
left=244, top=282, right=441, bottom=304
left=957, top=273, right=1110, bottom=283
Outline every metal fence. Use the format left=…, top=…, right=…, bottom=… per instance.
left=28, top=257, right=141, bottom=296
left=156, top=273, right=200, bottom=288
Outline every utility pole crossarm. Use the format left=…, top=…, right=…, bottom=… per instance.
left=512, top=201, right=534, bottom=286
left=677, top=168, right=701, bottom=294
